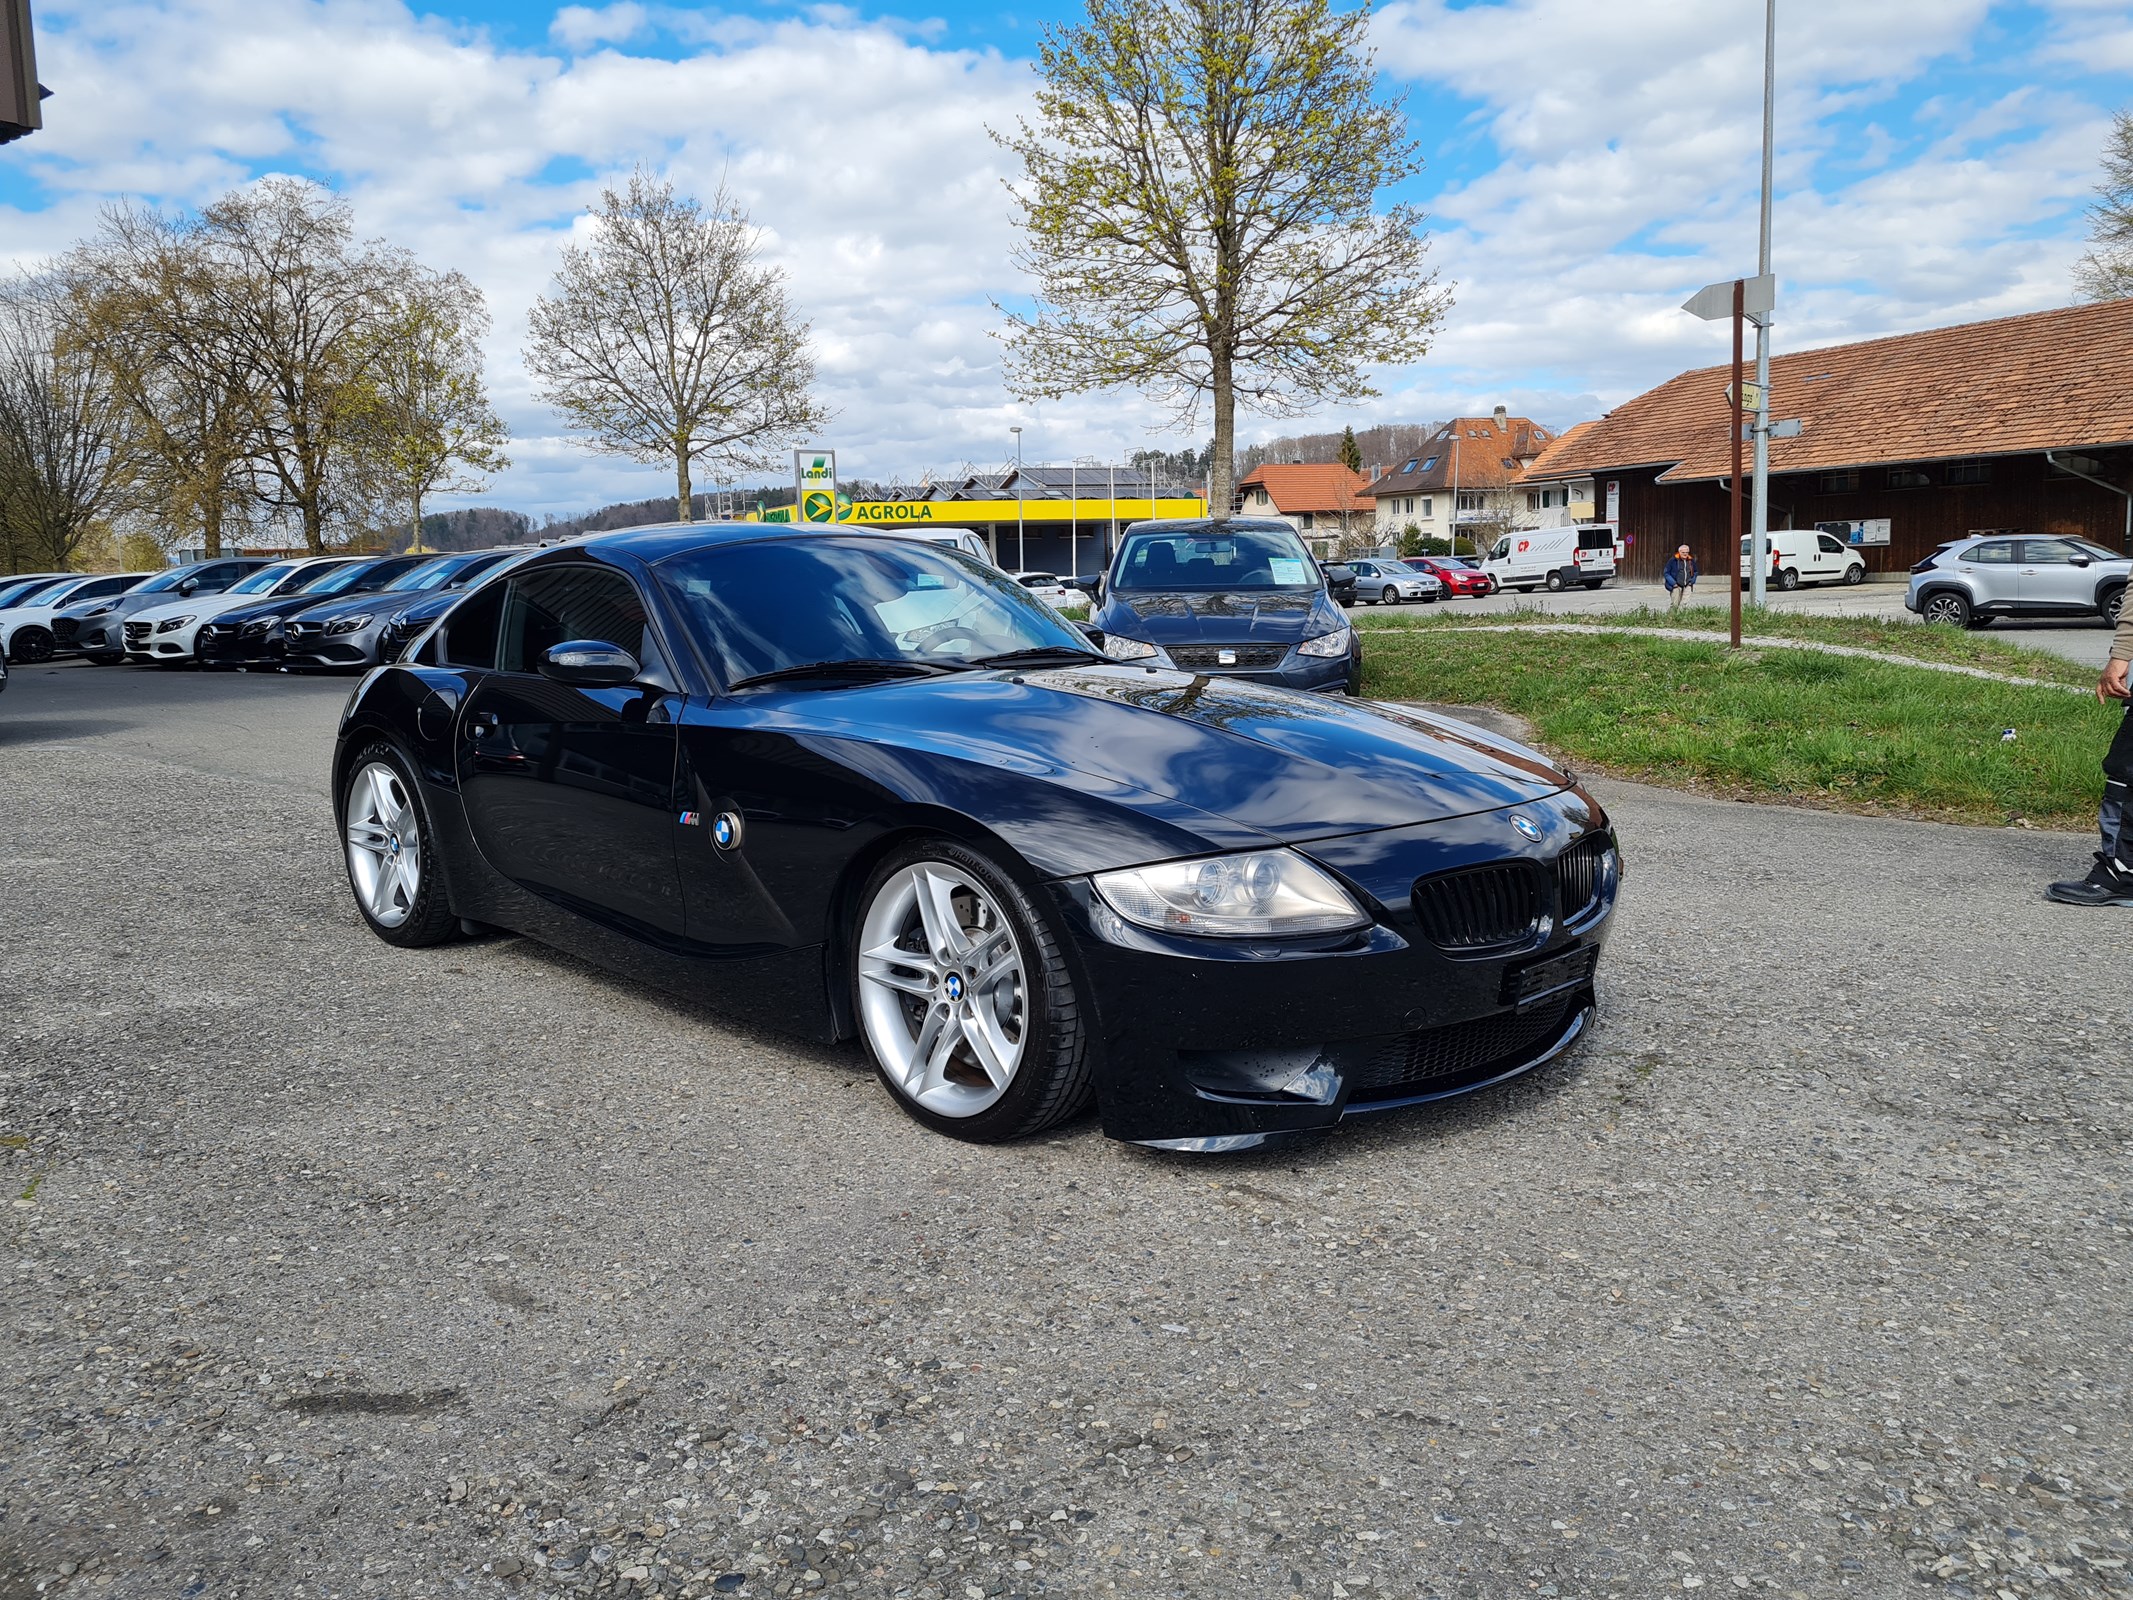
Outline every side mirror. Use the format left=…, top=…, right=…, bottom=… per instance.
left=177, top=577, right=199, bottom=597
left=540, top=639, right=640, bottom=687
left=1074, top=621, right=1104, bottom=645
left=2071, top=555, right=2092, bottom=567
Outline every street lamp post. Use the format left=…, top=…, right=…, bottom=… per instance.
left=1749, top=0, right=1777, bottom=607
left=1010, top=426, right=1025, bottom=572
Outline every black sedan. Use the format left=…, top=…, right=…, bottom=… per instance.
left=284, top=548, right=522, bottom=669
left=1089, top=518, right=1362, bottom=695
left=198, top=554, right=431, bottom=667
left=334, top=525, right=1618, bottom=1150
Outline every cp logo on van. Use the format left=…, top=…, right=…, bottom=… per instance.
left=1508, top=812, right=1543, bottom=842
left=1516, top=539, right=1530, bottom=553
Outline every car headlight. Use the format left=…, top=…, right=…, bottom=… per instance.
left=1296, top=625, right=1352, bottom=659
left=1091, top=848, right=1368, bottom=937
left=325, top=614, right=372, bottom=635
left=156, top=615, right=194, bottom=632
left=241, top=619, right=272, bottom=635
left=1101, top=634, right=1169, bottom=665
left=84, top=604, right=116, bottom=618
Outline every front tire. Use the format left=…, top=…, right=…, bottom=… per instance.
left=341, top=743, right=457, bottom=947
left=9, top=626, right=53, bottom=663
left=1380, top=586, right=1399, bottom=606
left=852, top=839, right=1092, bottom=1142
left=2101, top=585, right=2126, bottom=627
left=1922, top=591, right=1971, bottom=627
left=1842, top=563, right=1865, bottom=586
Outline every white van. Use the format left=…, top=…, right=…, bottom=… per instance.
left=881, top=526, right=996, bottom=567
left=1481, top=523, right=1618, bottom=592
left=1738, top=530, right=1867, bottom=589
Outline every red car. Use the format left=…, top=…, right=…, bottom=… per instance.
left=1406, top=556, right=1496, bottom=597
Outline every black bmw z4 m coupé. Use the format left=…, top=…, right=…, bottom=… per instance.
left=333, top=523, right=1619, bottom=1150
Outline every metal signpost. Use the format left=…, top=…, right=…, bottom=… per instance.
left=1684, top=274, right=1775, bottom=646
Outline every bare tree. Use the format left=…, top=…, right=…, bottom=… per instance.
left=525, top=169, right=830, bottom=524
left=348, top=269, right=509, bottom=549
left=0, top=272, right=139, bottom=573
left=63, top=205, right=264, bottom=558
left=2075, top=108, right=2133, bottom=303
left=192, top=178, right=412, bottom=553
left=996, top=0, right=1449, bottom=516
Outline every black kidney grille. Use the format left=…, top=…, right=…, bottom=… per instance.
left=1411, top=862, right=1548, bottom=951
left=1554, top=835, right=1610, bottom=922
left=1169, top=643, right=1288, bottom=670
left=1347, top=994, right=1576, bottom=1102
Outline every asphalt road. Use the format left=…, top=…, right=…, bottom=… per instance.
left=1343, top=581, right=2116, bottom=671
left=4, top=661, right=2131, bottom=1600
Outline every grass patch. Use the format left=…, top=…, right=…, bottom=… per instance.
left=1353, top=603, right=2102, bottom=687
left=1360, top=627, right=2118, bottom=829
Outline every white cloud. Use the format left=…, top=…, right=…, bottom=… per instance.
left=5, top=0, right=2121, bottom=510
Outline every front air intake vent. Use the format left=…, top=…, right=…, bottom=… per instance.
left=1411, top=862, right=1548, bottom=953
left=1553, top=835, right=1611, bottom=924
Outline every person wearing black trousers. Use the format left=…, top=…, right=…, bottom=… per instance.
left=2049, top=610, right=2133, bottom=906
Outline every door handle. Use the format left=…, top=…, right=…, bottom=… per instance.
left=467, top=710, right=499, bottom=740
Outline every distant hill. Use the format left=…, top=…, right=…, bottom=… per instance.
left=394, top=507, right=534, bottom=552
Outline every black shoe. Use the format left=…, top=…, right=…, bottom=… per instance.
left=2047, top=857, right=2133, bottom=906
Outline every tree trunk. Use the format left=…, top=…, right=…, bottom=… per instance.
left=410, top=487, right=424, bottom=553
left=302, top=490, right=323, bottom=556
left=675, top=442, right=694, bottom=524
left=1209, top=347, right=1236, bottom=519
left=203, top=481, right=223, bottom=559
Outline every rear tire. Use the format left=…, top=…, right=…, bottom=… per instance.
left=1582, top=579, right=1605, bottom=590
left=1777, top=567, right=1800, bottom=592
left=852, top=838, right=1093, bottom=1143
left=1921, top=591, right=1971, bottom=627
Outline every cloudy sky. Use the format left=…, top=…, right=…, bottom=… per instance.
left=2, top=0, right=2127, bottom=517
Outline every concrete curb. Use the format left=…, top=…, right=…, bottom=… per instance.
left=1369, top=621, right=2095, bottom=694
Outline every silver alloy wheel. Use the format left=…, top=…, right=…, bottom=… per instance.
left=344, top=761, right=422, bottom=929
left=1923, top=593, right=1967, bottom=625
left=857, top=862, right=1029, bottom=1118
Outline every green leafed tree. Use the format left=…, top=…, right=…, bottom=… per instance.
left=348, top=269, right=509, bottom=549
left=1338, top=424, right=1362, bottom=473
left=2074, top=107, right=2133, bottom=303
left=525, top=169, right=830, bottom=524
left=996, top=0, right=1449, bottom=516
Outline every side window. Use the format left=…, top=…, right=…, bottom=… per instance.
left=77, top=575, right=135, bottom=599
left=442, top=582, right=506, bottom=671
left=1817, top=535, right=1847, bottom=555
left=197, top=564, right=240, bottom=589
left=1965, top=541, right=2018, bottom=565
left=499, top=566, right=662, bottom=677
left=2021, top=538, right=2082, bottom=564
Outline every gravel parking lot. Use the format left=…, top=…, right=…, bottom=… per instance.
left=3, top=661, right=2130, bottom=1600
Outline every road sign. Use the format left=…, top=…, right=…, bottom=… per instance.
left=1724, top=381, right=1766, bottom=412
left=1683, top=273, right=1776, bottom=322
left=1766, top=418, right=1803, bottom=439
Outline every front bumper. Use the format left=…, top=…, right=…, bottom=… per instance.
left=197, top=623, right=286, bottom=666
left=284, top=619, right=386, bottom=668
left=1056, top=790, right=1618, bottom=1147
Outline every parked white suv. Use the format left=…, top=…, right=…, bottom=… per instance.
left=1739, top=530, right=1867, bottom=590
left=0, top=573, right=153, bottom=662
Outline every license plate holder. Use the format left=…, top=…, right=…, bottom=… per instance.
left=1503, top=944, right=1597, bottom=1008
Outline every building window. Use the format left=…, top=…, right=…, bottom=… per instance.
left=1419, top=456, right=1439, bottom=472
left=1816, top=470, right=1858, bottom=493
left=1299, top=511, right=1314, bottom=529
left=1943, top=461, right=1990, bottom=486
left=1400, top=458, right=1419, bottom=474
left=1421, top=497, right=1433, bottom=518
left=1886, top=466, right=1932, bottom=490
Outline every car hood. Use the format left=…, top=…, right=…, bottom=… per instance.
left=132, top=592, right=261, bottom=626
left=290, top=591, right=426, bottom=624
left=1093, top=588, right=1342, bottom=646
left=214, top=594, right=352, bottom=626
left=771, top=664, right=1566, bottom=848
left=57, top=590, right=169, bottom=620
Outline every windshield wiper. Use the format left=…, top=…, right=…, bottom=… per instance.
left=966, top=645, right=1105, bottom=668
left=728, top=658, right=964, bottom=691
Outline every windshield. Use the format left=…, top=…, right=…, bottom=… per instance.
left=659, top=537, right=1089, bottom=687
left=0, top=577, right=66, bottom=607
left=231, top=562, right=300, bottom=596
left=304, top=560, right=394, bottom=597
left=274, top=560, right=356, bottom=595
left=2072, top=539, right=2122, bottom=562
left=136, top=566, right=206, bottom=594
left=1112, top=525, right=1318, bottom=592
left=393, top=555, right=467, bottom=592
